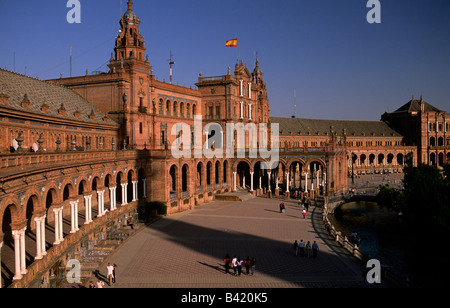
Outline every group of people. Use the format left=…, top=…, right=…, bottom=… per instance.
left=88, top=263, right=117, bottom=288
left=293, top=240, right=319, bottom=258
left=224, top=254, right=256, bottom=276
left=279, top=196, right=311, bottom=219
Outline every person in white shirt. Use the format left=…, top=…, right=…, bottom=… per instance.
left=231, top=256, right=238, bottom=276
left=106, top=263, right=114, bottom=286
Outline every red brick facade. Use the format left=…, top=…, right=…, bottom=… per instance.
left=1, top=0, right=448, bottom=288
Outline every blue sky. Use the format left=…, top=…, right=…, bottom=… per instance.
left=1, top=0, right=449, bottom=120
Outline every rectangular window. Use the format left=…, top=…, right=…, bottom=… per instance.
left=215, top=106, right=220, bottom=119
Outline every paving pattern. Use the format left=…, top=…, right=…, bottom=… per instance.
left=90, top=196, right=367, bottom=288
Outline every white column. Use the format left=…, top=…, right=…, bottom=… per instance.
left=259, top=174, right=262, bottom=189
left=12, top=230, right=22, bottom=280
left=84, top=195, right=92, bottom=224
left=240, top=101, right=244, bottom=119
left=19, top=227, right=27, bottom=275
left=109, top=187, right=114, bottom=212
left=34, top=216, right=43, bottom=260
left=250, top=172, right=254, bottom=191
left=113, top=187, right=117, bottom=209
left=75, top=201, right=79, bottom=230
left=40, top=215, right=47, bottom=257
left=89, top=194, right=93, bottom=222
left=305, top=173, right=308, bottom=193
left=98, top=190, right=105, bottom=215
left=132, top=181, right=138, bottom=201
left=58, top=208, right=64, bottom=242
left=286, top=172, right=290, bottom=192
left=233, top=172, right=237, bottom=191
left=53, top=208, right=61, bottom=245
left=276, top=176, right=279, bottom=190
left=249, top=104, right=252, bottom=120
left=70, top=201, right=77, bottom=233
left=121, top=183, right=128, bottom=205
left=267, top=172, right=271, bottom=192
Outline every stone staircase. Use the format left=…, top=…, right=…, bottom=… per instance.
left=60, top=223, right=144, bottom=288
left=215, top=187, right=255, bottom=202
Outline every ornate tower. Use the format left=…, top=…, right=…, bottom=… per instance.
left=108, top=0, right=149, bottom=73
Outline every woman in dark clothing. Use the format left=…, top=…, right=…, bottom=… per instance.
left=224, top=253, right=231, bottom=274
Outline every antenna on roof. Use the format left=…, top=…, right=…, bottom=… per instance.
left=69, top=45, right=73, bottom=77
left=292, top=89, right=297, bottom=118
left=167, top=50, right=175, bottom=84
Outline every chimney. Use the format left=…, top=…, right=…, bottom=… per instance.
left=0, top=91, right=8, bottom=105
left=58, top=103, right=66, bottom=116
left=88, top=109, right=96, bottom=120
left=21, top=94, right=31, bottom=109
left=41, top=100, right=49, bottom=113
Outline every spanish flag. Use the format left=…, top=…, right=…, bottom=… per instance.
left=226, top=38, right=238, bottom=47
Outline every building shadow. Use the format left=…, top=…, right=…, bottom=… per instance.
left=133, top=204, right=367, bottom=288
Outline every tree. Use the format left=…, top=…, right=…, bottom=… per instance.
left=403, top=164, right=450, bottom=231
left=377, top=184, right=405, bottom=214
left=377, top=164, right=450, bottom=233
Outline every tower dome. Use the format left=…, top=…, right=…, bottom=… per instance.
left=123, top=0, right=137, bottom=20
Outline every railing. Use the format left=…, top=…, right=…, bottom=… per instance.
left=322, top=213, right=368, bottom=261
left=322, top=199, right=415, bottom=287
left=0, top=150, right=142, bottom=177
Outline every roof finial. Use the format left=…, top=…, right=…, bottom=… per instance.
left=127, top=0, right=133, bottom=10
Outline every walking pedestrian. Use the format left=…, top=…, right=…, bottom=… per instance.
left=231, top=256, right=238, bottom=276
left=106, top=263, right=114, bottom=286
left=299, top=240, right=305, bottom=257
left=96, top=279, right=105, bottom=288
left=302, top=209, right=306, bottom=219
left=224, top=254, right=231, bottom=274
left=312, top=241, right=319, bottom=258
left=112, top=264, right=117, bottom=283
left=293, top=240, right=299, bottom=256
left=244, top=256, right=251, bottom=275
left=250, top=258, right=256, bottom=275
left=306, top=241, right=311, bottom=258
left=88, top=281, right=95, bottom=288
left=237, top=257, right=243, bottom=276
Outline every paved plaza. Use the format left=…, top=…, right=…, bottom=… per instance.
left=90, top=196, right=367, bottom=288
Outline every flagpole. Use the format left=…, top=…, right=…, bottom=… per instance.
left=238, top=38, right=240, bottom=62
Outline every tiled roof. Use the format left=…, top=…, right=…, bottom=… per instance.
left=393, top=98, right=443, bottom=113
left=0, top=69, right=118, bottom=126
left=270, top=117, right=402, bottom=137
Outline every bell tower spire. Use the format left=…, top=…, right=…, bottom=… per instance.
left=108, top=0, right=149, bottom=72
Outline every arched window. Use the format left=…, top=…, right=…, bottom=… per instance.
left=166, top=100, right=171, bottom=116
left=186, top=103, right=191, bottom=118
left=173, top=101, right=178, bottom=117
left=159, top=99, right=163, bottom=114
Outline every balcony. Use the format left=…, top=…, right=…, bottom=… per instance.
left=0, top=150, right=141, bottom=178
